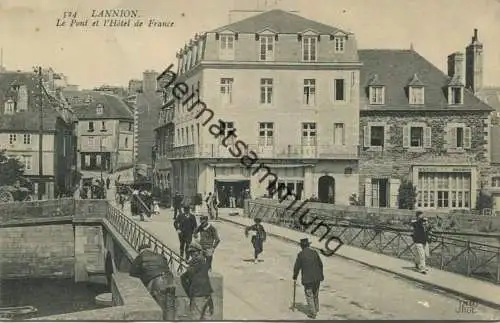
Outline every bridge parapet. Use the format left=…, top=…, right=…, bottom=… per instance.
left=244, top=199, right=500, bottom=285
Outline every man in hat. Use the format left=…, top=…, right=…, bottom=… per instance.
left=129, top=243, right=174, bottom=310
left=244, top=217, right=267, bottom=264
left=174, top=204, right=198, bottom=259
left=181, top=241, right=214, bottom=320
left=293, top=238, right=324, bottom=319
left=411, top=211, right=432, bottom=274
left=173, top=191, right=183, bottom=220
left=194, top=215, right=220, bottom=271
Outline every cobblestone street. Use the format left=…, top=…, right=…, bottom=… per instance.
left=123, top=204, right=500, bottom=320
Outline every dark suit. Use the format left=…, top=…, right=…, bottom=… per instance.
left=293, top=247, right=324, bottom=316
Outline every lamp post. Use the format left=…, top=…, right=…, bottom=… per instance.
left=34, top=66, right=44, bottom=200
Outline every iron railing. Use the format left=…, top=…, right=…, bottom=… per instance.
left=105, top=205, right=189, bottom=274
left=247, top=201, right=500, bottom=284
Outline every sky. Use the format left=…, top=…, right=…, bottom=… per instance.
left=0, top=0, right=499, bottom=89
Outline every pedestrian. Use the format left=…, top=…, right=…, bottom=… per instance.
left=205, top=193, right=213, bottom=219
left=153, top=200, right=160, bottom=215
left=244, top=218, right=267, bottom=264
left=129, top=243, right=174, bottom=317
left=180, top=241, right=214, bottom=320
left=293, top=238, right=324, bottom=319
left=173, top=191, right=182, bottom=219
left=174, top=205, right=198, bottom=259
left=106, top=177, right=110, bottom=190
left=229, top=187, right=236, bottom=208
left=212, top=192, right=219, bottom=220
left=131, top=189, right=140, bottom=219
left=411, top=211, right=432, bottom=274
left=194, top=215, right=220, bottom=271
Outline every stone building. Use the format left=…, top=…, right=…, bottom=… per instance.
left=358, top=47, right=492, bottom=210
left=0, top=71, right=77, bottom=199
left=63, top=90, right=134, bottom=185
left=167, top=9, right=361, bottom=205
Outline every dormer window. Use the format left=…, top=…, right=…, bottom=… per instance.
left=96, top=103, right=103, bottom=115
left=369, top=87, right=385, bottom=105
left=4, top=99, right=15, bottom=114
left=259, top=35, right=274, bottom=61
left=219, top=33, right=235, bottom=60
left=449, top=86, right=463, bottom=105
left=302, top=36, right=317, bottom=62
left=408, top=74, right=425, bottom=105
left=334, top=36, right=345, bottom=53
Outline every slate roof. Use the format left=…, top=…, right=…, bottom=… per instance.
left=358, top=49, right=493, bottom=111
left=62, top=90, right=133, bottom=120
left=211, top=9, right=346, bottom=35
left=135, top=92, right=163, bottom=164
left=0, top=72, right=64, bottom=132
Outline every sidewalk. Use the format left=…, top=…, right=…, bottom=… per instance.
left=218, top=210, right=500, bottom=309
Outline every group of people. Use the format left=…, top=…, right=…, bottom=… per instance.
left=130, top=188, right=155, bottom=221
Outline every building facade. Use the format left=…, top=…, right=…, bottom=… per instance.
left=167, top=9, right=361, bottom=205
left=63, top=90, right=134, bottom=185
left=0, top=71, right=77, bottom=199
left=358, top=46, right=492, bottom=210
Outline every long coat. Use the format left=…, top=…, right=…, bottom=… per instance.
left=293, top=247, right=324, bottom=285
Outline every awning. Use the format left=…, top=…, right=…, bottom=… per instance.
left=209, top=163, right=314, bottom=168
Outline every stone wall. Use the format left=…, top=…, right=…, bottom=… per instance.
left=359, top=110, right=491, bottom=207
left=74, top=225, right=105, bottom=282
left=246, top=198, right=500, bottom=234
left=0, top=198, right=74, bottom=223
left=0, top=224, right=74, bottom=279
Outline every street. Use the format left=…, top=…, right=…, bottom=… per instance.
left=122, top=203, right=500, bottom=320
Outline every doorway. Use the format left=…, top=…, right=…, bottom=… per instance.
left=318, top=176, right=335, bottom=204
left=214, top=180, right=250, bottom=208
left=371, top=178, right=389, bottom=207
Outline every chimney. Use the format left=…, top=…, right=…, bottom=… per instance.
left=447, top=52, right=464, bottom=84
left=473, top=28, right=478, bottom=42
left=466, top=28, right=484, bottom=94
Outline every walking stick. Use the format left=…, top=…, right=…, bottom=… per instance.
left=290, top=280, right=297, bottom=311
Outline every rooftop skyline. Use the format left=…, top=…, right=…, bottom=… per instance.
left=1, top=0, right=499, bottom=89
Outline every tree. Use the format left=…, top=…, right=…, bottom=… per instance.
left=476, top=189, right=493, bottom=212
left=398, top=180, right=417, bottom=210
left=0, top=150, right=26, bottom=186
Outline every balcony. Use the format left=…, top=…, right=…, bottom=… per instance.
left=166, top=144, right=359, bottom=160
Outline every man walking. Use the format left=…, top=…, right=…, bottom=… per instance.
left=244, top=217, right=267, bottom=264
left=181, top=241, right=214, bottom=320
left=194, top=216, right=220, bottom=271
left=411, top=211, right=432, bottom=274
left=129, top=243, right=174, bottom=316
left=174, top=205, right=198, bottom=259
left=229, top=187, right=236, bottom=208
left=205, top=193, right=214, bottom=219
left=173, top=191, right=183, bottom=219
left=293, top=238, right=324, bottom=319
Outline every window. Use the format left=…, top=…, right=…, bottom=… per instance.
left=333, top=123, right=345, bottom=145
left=220, top=78, right=233, bottom=104
left=4, top=99, right=15, bottom=114
left=88, top=136, right=95, bottom=146
left=128, top=122, right=133, bottom=131
left=181, top=128, right=185, bottom=144
left=417, top=172, right=471, bottom=209
left=125, top=137, right=129, bottom=148
left=448, top=126, right=471, bottom=149
left=88, top=122, right=94, bottom=132
left=220, top=121, right=235, bottom=145
left=410, top=127, right=424, bottom=147
left=303, top=79, right=316, bottom=105
left=191, top=125, right=195, bottom=145
left=302, top=123, right=317, bottom=145
left=21, top=155, right=32, bottom=170
left=403, top=125, right=432, bottom=149
left=186, top=127, right=190, bottom=144
left=270, top=180, right=304, bottom=200
left=260, top=79, right=273, bottom=104
left=370, top=126, right=384, bottom=147
left=259, top=36, right=274, bottom=61
left=96, top=104, right=103, bottom=115
left=492, top=177, right=500, bottom=187
left=449, top=87, right=463, bottom=105
left=258, top=122, right=274, bottom=146
left=219, top=35, right=235, bottom=60
left=101, top=121, right=106, bottom=131
left=23, top=134, right=31, bottom=145
left=409, top=86, right=424, bottom=104
left=9, top=134, right=16, bottom=145
left=369, top=86, right=385, bottom=104
left=302, top=37, right=317, bottom=61
left=334, top=37, right=345, bottom=53
left=176, top=129, right=180, bottom=145
left=334, top=79, right=345, bottom=101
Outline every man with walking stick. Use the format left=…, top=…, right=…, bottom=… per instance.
left=292, top=238, right=324, bottom=319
